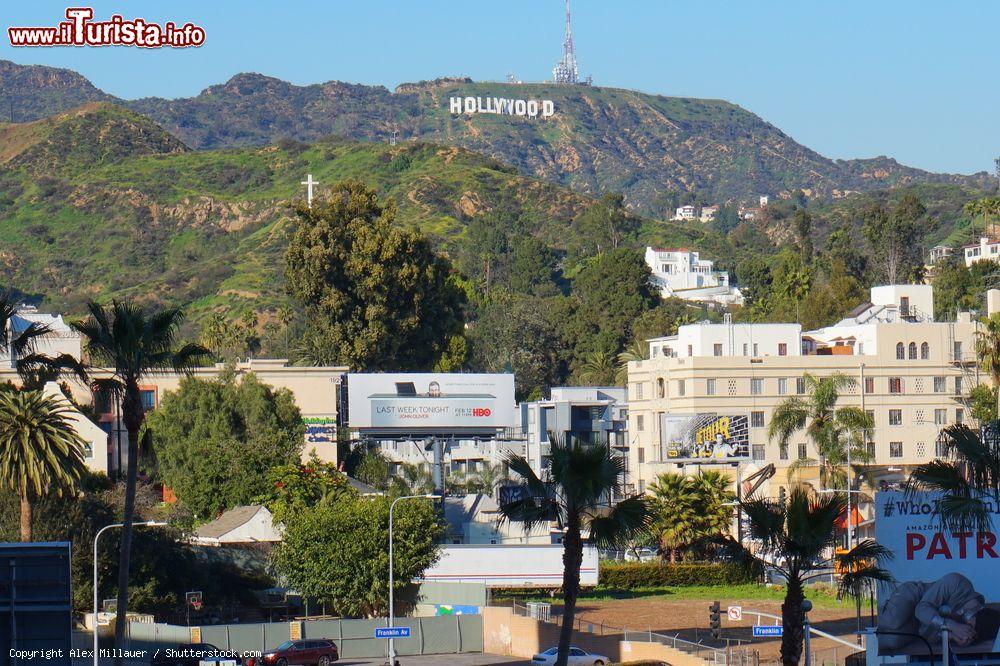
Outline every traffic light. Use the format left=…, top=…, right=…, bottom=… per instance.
left=709, top=600, right=721, bottom=639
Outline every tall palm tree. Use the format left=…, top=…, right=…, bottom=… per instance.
left=0, top=389, right=87, bottom=541
left=72, top=300, right=208, bottom=661
left=975, top=313, right=1000, bottom=414
left=720, top=488, right=893, bottom=666
left=909, top=422, right=1000, bottom=531
left=498, top=441, right=652, bottom=666
left=769, top=373, right=872, bottom=489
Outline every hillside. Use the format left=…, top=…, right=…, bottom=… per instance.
left=1, top=61, right=990, bottom=214
left=0, top=102, right=657, bottom=320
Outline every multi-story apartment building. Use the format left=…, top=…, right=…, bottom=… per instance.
left=644, top=246, right=744, bottom=306
left=964, top=237, right=1000, bottom=267
left=626, top=284, right=986, bottom=498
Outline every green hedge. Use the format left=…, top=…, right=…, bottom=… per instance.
left=599, top=561, right=756, bottom=589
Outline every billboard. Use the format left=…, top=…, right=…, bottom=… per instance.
left=421, top=544, right=598, bottom=588
left=658, top=413, right=750, bottom=462
left=875, top=491, right=1000, bottom=656
left=347, top=373, right=516, bottom=433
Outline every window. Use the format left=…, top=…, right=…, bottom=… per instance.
left=956, top=408, right=964, bottom=424
left=901, top=296, right=910, bottom=316
left=934, top=409, right=947, bottom=426
left=753, top=343, right=759, bottom=357
left=677, top=379, right=686, bottom=397
left=637, top=415, right=645, bottom=431
left=955, top=376, right=963, bottom=395
left=83, top=442, right=93, bottom=459
left=908, top=342, right=917, bottom=360
left=920, top=342, right=929, bottom=360
left=889, top=377, right=903, bottom=394
left=797, top=443, right=808, bottom=460
left=742, top=343, right=748, bottom=356
left=889, top=409, right=902, bottom=426
left=751, top=378, right=763, bottom=395
left=796, top=377, right=806, bottom=395
left=638, top=447, right=645, bottom=464
left=866, top=409, right=875, bottom=425
left=636, top=382, right=643, bottom=400
left=866, top=441, right=876, bottom=459
left=707, top=378, right=716, bottom=396
left=687, top=345, right=693, bottom=357
left=714, top=343, right=723, bottom=356
left=94, top=390, right=112, bottom=415
left=752, top=445, right=765, bottom=461
left=778, top=378, right=787, bottom=395
left=140, top=389, right=156, bottom=412
left=864, top=377, right=874, bottom=394
left=751, top=411, right=765, bottom=428
left=778, top=343, right=788, bottom=356
left=896, top=342, right=905, bottom=360
left=954, top=341, right=963, bottom=361
left=933, top=377, right=946, bottom=393
left=889, top=442, right=903, bottom=458
left=936, top=438, right=951, bottom=457
left=779, top=444, right=789, bottom=460
left=656, top=378, right=665, bottom=399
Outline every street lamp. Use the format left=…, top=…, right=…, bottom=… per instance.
left=93, top=521, right=167, bottom=666
left=387, top=494, right=439, bottom=666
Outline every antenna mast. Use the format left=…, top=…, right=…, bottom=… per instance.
left=552, top=0, right=579, bottom=84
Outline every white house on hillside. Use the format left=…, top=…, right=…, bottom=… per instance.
left=644, top=247, right=744, bottom=306
left=0, top=306, right=82, bottom=369
left=964, top=237, right=1000, bottom=267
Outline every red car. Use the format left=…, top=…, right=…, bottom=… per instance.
left=255, top=640, right=339, bottom=666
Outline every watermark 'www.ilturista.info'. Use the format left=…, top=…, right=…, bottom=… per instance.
left=8, top=7, right=205, bottom=48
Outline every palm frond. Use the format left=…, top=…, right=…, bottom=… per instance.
left=588, top=494, right=653, bottom=549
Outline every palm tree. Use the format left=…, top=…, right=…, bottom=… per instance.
left=576, top=349, right=618, bottom=386
left=498, top=441, right=652, bottom=666
left=0, top=389, right=88, bottom=541
left=769, top=373, right=872, bottom=489
left=615, top=338, right=647, bottom=385
left=975, top=313, right=1000, bottom=414
left=720, top=488, right=893, bottom=665
left=71, top=300, right=208, bottom=661
left=909, top=422, right=1000, bottom=531
left=650, top=471, right=734, bottom=562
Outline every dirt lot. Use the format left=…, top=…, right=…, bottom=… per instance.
left=570, top=596, right=867, bottom=664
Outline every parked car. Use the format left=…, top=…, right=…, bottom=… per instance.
left=532, top=646, right=608, bottom=665
left=153, top=643, right=240, bottom=666
left=256, top=640, right=339, bottom=666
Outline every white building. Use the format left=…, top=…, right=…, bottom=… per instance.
left=672, top=205, right=697, bottom=221
left=190, top=505, right=283, bottom=546
left=644, top=247, right=744, bottom=306
left=626, top=284, right=985, bottom=498
left=928, top=245, right=953, bottom=266
left=700, top=205, right=719, bottom=223
left=0, top=306, right=82, bottom=369
left=963, top=237, right=1000, bottom=267
left=42, top=382, right=109, bottom=475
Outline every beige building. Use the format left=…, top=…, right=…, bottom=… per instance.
left=626, top=285, right=987, bottom=498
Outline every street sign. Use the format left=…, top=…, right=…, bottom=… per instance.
left=375, top=627, right=411, bottom=639
left=727, top=606, right=742, bottom=621
left=752, top=626, right=783, bottom=638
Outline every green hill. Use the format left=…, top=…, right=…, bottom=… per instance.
left=2, top=61, right=990, bottom=214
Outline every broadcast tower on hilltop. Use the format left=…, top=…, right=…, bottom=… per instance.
left=552, top=0, right=579, bottom=84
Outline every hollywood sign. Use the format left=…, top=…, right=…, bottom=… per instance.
left=449, top=96, right=555, bottom=118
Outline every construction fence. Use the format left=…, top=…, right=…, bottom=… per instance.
left=125, top=615, right=483, bottom=660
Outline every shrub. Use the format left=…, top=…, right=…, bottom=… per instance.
left=599, top=561, right=756, bottom=589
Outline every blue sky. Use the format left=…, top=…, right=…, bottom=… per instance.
left=2, top=1, right=997, bottom=174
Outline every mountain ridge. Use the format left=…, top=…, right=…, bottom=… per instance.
left=1, top=60, right=989, bottom=213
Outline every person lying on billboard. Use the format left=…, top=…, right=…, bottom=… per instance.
left=879, top=572, right=1000, bottom=651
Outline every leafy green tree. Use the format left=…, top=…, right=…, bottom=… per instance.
left=258, top=457, right=354, bottom=524
left=736, top=256, right=773, bottom=306
left=792, top=208, right=813, bottom=264
left=615, top=338, right=647, bottom=385
left=510, top=237, right=561, bottom=297
left=147, top=372, right=304, bottom=521
left=975, top=313, right=1000, bottom=415
left=862, top=197, right=925, bottom=284
left=768, top=373, right=872, bottom=489
left=650, top=472, right=734, bottom=562
left=469, top=295, right=567, bottom=400
left=570, top=193, right=639, bottom=257
left=200, top=311, right=261, bottom=361
left=72, top=300, right=209, bottom=659
left=575, top=349, right=618, bottom=386
left=822, top=229, right=869, bottom=284
left=720, top=489, right=893, bottom=665
left=499, top=441, right=652, bottom=666
left=284, top=180, right=465, bottom=370
left=631, top=299, right=706, bottom=342
left=273, top=493, right=441, bottom=617
left=969, top=384, right=998, bottom=424
left=0, top=390, right=87, bottom=541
